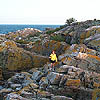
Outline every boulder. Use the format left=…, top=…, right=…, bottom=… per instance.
left=5, top=28, right=42, bottom=40
left=7, top=72, right=34, bottom=91
left=0, top=41, right=49, bottom=80
left=0, top=88, right=13, bottom=94
left=56, top=65, right=81, bottom=74
left=63, top=56, right=100, bottom=73
left=37, top=90, right=51, bottom=98
left=83, top=27, right=100, bottom=52
left=18, top=87, right=52, bottom=99
left=58, top=44, right=100, bottom=73
left=29, top=40, right=69, bottom=56
left=0, top=88, right=13, bottom=99
left=59, top=75, right=69, bottom=86
left=31, top=69, right=43, bottom=82
left=47, top=85, right=93, bottom=100
left=39, top=77, right=49, bottom=90
left=93, top=82, right=100, bottom=88
left=29, top=83, right=39, bottom=89
left=56, top=65, right=69, bottom=73
left=5, top=93, right=27, bottom=100
left=47, top=72, right=63, bottom=85
left=92, top=89, right=100, bottom=100
left=10, top=84, right=22, bottom=90
left=65, top=25, right=100, bottom=52
left=63, top=20, right=100, bottom=44
left=65, top=79, right=81, bottom=87
left=76, top=52, right=88, bottom=59
left=51, top=96, right=73, bottom=100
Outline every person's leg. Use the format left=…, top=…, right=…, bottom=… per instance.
left=53, top=63, right=54, bottom=67
left=51, top=63, right=52, bottom=70
left=53, top=63, right=55, bottom=71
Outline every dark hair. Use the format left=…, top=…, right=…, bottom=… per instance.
left=52, top=50, right=55, bottom=53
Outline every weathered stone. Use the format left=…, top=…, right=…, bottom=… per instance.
left=0, top=41, right=49, bottom=80
left=62, top=20, right=100, bottom=44
left=7, top=72, right=35, bottom=90
left=47, top=72, right=63, bottom=85
left=76, top=52, right=88, bottom=59
left=5, top=28, right=42, bottom=41
left=0, top=86, right=3, bottom=90
left=93, top=82, right=100, bottom=88
left=18, top=90, right=34, bottom=99
left=39, top=77, right=48, bottom=90
left=47, top=86, right=93, bottom=100
left=37, top=90, right=51, bottom=98
left=1, top=20, right=100, bottom=100
left=5, top=93, right=27, bottom=100
left=29, top=83, right=39, bottom=89
left=0, top=47, right=48, bottom=71
left=30, top=40, right=69, bottom=56
left=0, top=68, right=3, bottom=80
left=51, top=96, right=73, bottom=100
left=92, top=89, right=100, bottom=100
left=59, top=50, right=100, bottom=73
left=83, top=27, right=100, bottom=52
left=57, top=65, right=81, bottom=74
left=56, top=65, right=69, bottom=73
left=31, top=69, right=43, bottom=82
left=10, top=84, right=22, bottom=89
left=16, top=84, right=38, bottom=99
left=65, top=79, right=81, bottom=87
left=59, top=75, right=69, bottom=86
left=41, top=98, right=50, bottom=100
left=0, top=88, right=13, bottom=94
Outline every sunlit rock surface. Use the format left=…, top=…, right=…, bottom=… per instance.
left=0, top=20, right=100, bottom=100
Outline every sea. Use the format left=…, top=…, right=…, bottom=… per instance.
left=0, top=24, right=61, bottom=34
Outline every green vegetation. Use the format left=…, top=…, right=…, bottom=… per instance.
left=50, top=35, right=65, bottom=42
left=46, top=30, right=55, bottom=35
left=46, top=25, right=67, bottom=35
left=66, top=18, right=77, bottom=26
left=16, top=39, right=29, bottom=44
left=27, top=32, right=41, bottom=38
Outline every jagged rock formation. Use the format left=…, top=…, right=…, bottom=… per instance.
left=5, top=28, right=42, bottom=40
left=0, top=40, right=49, bottom=79
left=0, top=40, right=49, bottom=70
left=55, top=20, right=100, bottom=46
left=0, top=20, right=100, bottom=100
left=84, top=26, right=100, bottom=51
left=0, top=64, right=99, bottom=100
left=58, top=44, right=100, bottom=73
left=28, top=40, right=69, bottom=56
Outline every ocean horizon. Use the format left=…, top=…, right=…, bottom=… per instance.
left=0, top=24, right=61, bottom=34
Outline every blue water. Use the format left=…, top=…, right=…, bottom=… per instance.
left=0, top=24, right=61, bottom=34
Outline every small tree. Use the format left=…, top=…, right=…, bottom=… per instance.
left=66, top=18, right=77, bottom=26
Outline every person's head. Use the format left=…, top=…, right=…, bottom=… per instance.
left=52, top=50, right=55, bottom=54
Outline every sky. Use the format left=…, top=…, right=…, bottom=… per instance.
left=0, top=0, right=100, bottom=25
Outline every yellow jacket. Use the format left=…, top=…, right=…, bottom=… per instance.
left=49, top=54, right=57, bottom=62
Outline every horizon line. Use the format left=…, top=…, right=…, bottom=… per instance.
left=0, top=24, right=63, bottom=25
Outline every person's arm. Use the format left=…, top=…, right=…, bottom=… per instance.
left=49, top=54, right=52, bottom=58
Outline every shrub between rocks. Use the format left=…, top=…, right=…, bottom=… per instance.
left=50, top=35, right=65, bottom=42
left=46, top=25, right=66, bottom=35
left=27, top=32, right=41, bottom=38
left=16, top=39, right=29, bottom=44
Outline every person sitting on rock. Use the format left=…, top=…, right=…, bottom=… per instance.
left=49, top=51, right=57, bottom=71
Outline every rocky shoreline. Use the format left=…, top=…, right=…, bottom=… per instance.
left=0, top=20, right=100, bottom=100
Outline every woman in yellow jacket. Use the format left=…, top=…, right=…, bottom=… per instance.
left=49, top=51, right=57, bottom=71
